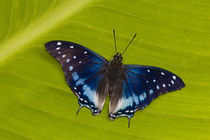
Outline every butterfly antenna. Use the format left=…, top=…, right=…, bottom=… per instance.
left=113, top=29, right=118, bottom=53
left=76, top=105, right=83, bottom=115
left=122, top=33, right=137, bottom=55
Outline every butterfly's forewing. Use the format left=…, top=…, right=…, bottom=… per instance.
left=109, top=65, right=185, bottom=119
left=45, top=41, right=109, bottom=114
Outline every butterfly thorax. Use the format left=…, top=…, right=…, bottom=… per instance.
left=108, top=53, right=124, bottom=79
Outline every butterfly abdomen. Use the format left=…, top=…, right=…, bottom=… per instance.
left=107, top=57, right=127, bottom=115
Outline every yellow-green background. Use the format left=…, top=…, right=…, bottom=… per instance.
left=0, top=0, right=210, bottom=139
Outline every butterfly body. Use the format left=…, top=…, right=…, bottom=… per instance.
left=45, top=38, right=185, bottom=127
left=108, top=53, right=123, bottom=78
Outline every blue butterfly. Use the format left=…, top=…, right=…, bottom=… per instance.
left=45, top=30, right=185, bottom=127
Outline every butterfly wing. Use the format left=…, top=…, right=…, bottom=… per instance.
left=45, top=41, right=109, bottom=115
left=109, top=65, right=185, bottom=119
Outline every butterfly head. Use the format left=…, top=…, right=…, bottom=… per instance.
left=112, top=52, right=123, bottom=63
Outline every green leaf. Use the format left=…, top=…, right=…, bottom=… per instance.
left=0, top=0, right=210, bottom=139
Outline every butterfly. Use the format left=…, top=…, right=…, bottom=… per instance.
left=45, top=30, right=185, bottom=127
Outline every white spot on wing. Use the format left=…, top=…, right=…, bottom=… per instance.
left=84, top=51, right=87, bottom=54
left=156, top=85, right=160, bottom=90
left=147, top=69, right=150, bottom=73
left=163, top=84, right=166, bottom=87
left=161, top=72, right=165, bottom=75
left=70, top=45, right=74, bottom=48
left=66, top=59, right=70, bottom=63
left=62, top=55, right=66, bottom=58
left=171, top=80, right=174, bottom=84
left=73, top=56, right=76, bottom=59
left=75, top=79, right=85, bottom=86
left=56, top=47, right=60, bottom=50
left=139, top=95, right=144, bottom=101
left=143, top=92, right=147, bottom=98
left=72, top=72, right=79, bottom=81
left=149, top=89, right=154, bottom=94
left=153, top=79, right=156, bottom=82
left=57, top=42, right=61, bottom=45
left=79, top=61, right=82, bottom=64
left=58, top=52, right=61, bottom=54
left=69, top=66, right=73, bottom=71
left=132, top=93, right=139, bottom=105
left=173, top=76, right=176, bottom=80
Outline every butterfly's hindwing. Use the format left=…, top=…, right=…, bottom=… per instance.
left=45, top=41, right=108, bottom=114
left=109, top=65, right=185, bottom=119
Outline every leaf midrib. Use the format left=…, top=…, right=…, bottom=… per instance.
left=0, top=0, right=94, bottom=63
